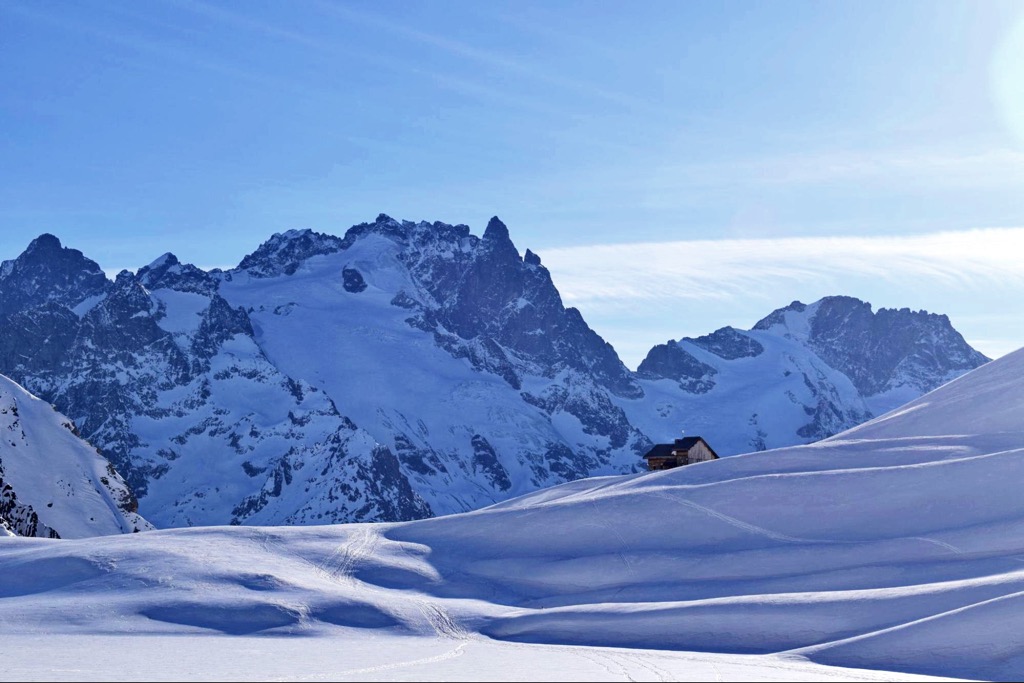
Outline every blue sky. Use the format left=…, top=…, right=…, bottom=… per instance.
left=2, top=0, right=1023, bottom=366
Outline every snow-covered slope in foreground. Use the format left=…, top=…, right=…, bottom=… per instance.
left=0, top=374, right=150, bottom=538
left=0, top=529, right=949, bottom=683
left=4, top=348, right=1024, bottom=679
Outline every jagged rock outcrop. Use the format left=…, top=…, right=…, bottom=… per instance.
left=754, top=296, right=988, bottom=400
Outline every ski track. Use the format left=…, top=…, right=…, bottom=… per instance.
left=320, top=526, right=381, bottom=584
left=316, top=526, right=473, bottom=646
left=652, top=492, right=819, bottom=545
left=279, top=642, right=469, bottom=681
left=253, top=514, right=965, bottom=681
left=590, top=498, right=636, bottom=577
left=907, top=537, right=963, bottom=555
left=654, top=491, right=969, bottom=558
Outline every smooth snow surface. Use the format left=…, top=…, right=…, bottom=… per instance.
left=3, top=347, right=1023, bottom=680
left=0, top=633, right=948, bottom=681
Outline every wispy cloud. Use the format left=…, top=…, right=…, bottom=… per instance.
left=3, top=0, right=305, bottom=95
left=168, top=0, right=586, bottom=120
left=311, top=0, right=665, bottom=116
left=648, top=149, right=1024, bottom=191
left=538, top=227, right=1024, bottom=367
left=541, top=227, right=1024, bottom=307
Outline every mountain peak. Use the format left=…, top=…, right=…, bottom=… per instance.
left=752, top=299, right=810, bottom=331
left=802, top=296, right=987, bottom=397
left=480, top=216, right=519, bottom=263
left=137, top=252, right=218, bottom=295
left=0, top=235, right=110, bottom=317
left=818, top=295, right=869, bottom=308
left=271, top=228, right=314, bottom=240
left=26, top=233, right=63, bottom=255
left=144, top=253, right=180, bottom=271
left=484, top=216, right=509, bottom=241
left=113, top=269, right=136, bottom=288
left=236, top=229, right=345, bottom=278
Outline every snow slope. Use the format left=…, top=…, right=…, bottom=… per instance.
left=2, top=347, right=1022, bottom=679
left=0, top=374, right=150, bottom=538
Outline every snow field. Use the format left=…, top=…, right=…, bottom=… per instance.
left=3, top=343, right=1022, bottom=680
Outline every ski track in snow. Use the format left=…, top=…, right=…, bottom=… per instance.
left=652, top=492, right=816, bottom=545
left=290, top=642, right=469, bottom=681
left=309, top=525, right=472, bottom=646
left=654, top=491, right=968, bottom=559
left=320, top=526, right=381, bottom=585
left=589, top=498, right=636, bottom=577
left=906, top=537, right=963, bottom=556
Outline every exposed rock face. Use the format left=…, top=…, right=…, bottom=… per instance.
left=0, top=221, right=989, bottom=527
left=780, top=296, right=988, bottom=398
left=690, top=326, right=764, bottom=361
left=0, top=234, right=109, bottom=320
left=342, top=267, right=367, bottom=293
left=348, top=215, right=641, bottom=399
left=636, top=343, right=717, bottom=394
left=235, top=229, right=345, bottom=279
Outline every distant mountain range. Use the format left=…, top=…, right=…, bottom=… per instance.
left=0, top=217, right=989, bottom=532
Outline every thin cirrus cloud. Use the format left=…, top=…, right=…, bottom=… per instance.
left=539, top=227, right=1024, bottom=307
left=538, top=226, right=1024, bottom=368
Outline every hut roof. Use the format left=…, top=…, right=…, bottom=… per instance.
left=642, top=436, right=719, bottom=460
left=641, top=443, right=675, bottom=459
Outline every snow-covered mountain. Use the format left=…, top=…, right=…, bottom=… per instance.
left=0, top=220, right=987, bottom=527
left=628, top=296, right=988, bottom=454
left=0, top=222, right=648, bottom=527
left=0, top=235, right=428, bottom=528
left=2, top=347, right=1023, bottom=680
left=0, top=373, right=149, bottom=538
left=217, top=216, right=649, bottom=520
